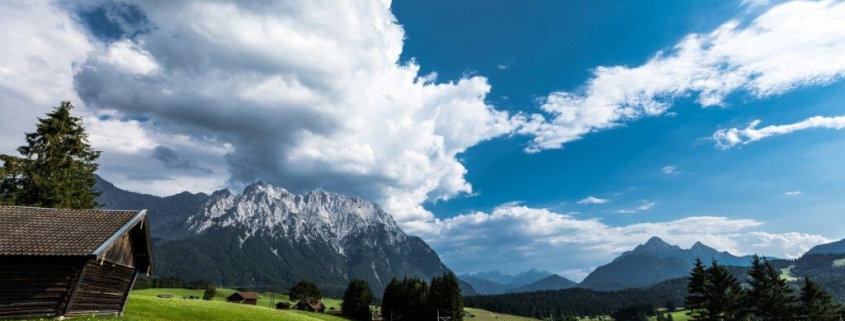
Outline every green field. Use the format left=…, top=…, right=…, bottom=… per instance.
left=19, top=288, right=349, bottom=321
left=780, top=266, right=799, bottom=282
left=133, top=288, right=343, bottom=311
left=833, top=258, right=845, bottom=267
left=465, top=308, right=540, bottom=321
left=648, top=310, right=691, bottom=321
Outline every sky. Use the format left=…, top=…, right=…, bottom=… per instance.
left=2, top=0, right=845, bottom=281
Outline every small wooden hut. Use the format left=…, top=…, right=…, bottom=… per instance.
left=275, top=302, right=292, bottom=310
left=226, top=291, right=259, bottom=305
left=0, top=206, right=153, bottom=319
left=296, top=299, right=326, bottom=313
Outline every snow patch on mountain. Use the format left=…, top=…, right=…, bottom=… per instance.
left=185, top=181, right=408, bottom=256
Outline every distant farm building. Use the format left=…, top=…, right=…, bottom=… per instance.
left=275, top=302, right=291, bottom=310
left=0, top=206, right=153, bottom=319
left=296, top=299, right=325, bottom=312
left=226, top=291, right=260, bottom=305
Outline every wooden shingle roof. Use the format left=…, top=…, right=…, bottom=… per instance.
left=229, top=291, right=260, bottom=300
left=0, top=206, right=145, bottom=256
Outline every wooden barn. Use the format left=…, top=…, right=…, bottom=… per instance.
left=275, top=302, right=291, bottom=310
left=0, top=206, right=153, bottom=319
left=226, top=291, right=260, bottom=305
left=296, top=299, right=326, bottom=313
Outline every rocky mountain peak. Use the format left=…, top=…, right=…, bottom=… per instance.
left=185, top=180, right=406, bottom=250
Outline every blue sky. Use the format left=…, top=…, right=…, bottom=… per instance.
left=1, top=0, right=845, bottom=280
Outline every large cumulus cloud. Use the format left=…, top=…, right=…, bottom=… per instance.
left=71, top=0, right=516, bottom=229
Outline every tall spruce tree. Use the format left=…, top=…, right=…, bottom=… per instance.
left=342, top=279, right=374, bottom=321
left=747, top=254, right=797, bottom=320
left=704, top=259, right=745, bottom=321
left=0, top=101, right=100, bottom=208
left=799, top=276, right=839, bottom=321
left=686, top=258, right=709, bottom=321
left=428, top=272, right=464, bottom=321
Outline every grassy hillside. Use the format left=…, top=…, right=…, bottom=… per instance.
left=133, top=288, right=343, bottom=311
left=19, top=288, right=348, bottom=321
left=648, top=311, right=691, bottom=321
left=465, top=308, right=539, bottom=321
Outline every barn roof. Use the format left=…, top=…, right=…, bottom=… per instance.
left=0, top=206, right=153, bottom=271
left=228, top=291, right=260, bottom=300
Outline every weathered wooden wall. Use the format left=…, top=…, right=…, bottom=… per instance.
left=66, top=258, right=136, bottom=316
left=0, top=257, right=85, bottom=319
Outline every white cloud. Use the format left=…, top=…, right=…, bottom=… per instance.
left=785, top=191, right=802, bottom=196
left=0, top=1, right=93, bottom=153
left=63, top=0, right=518, bottom=232
left=521, top=0, right=845, bottom=152
left=423, top=204, right=831, bottom=277
left=662, top=166, right=679, bottom=175
left=577, top=196, right=608, bottom=204
left=616, top=201, right=657, bottom=214
left=713, top=116, right=845, bottom=149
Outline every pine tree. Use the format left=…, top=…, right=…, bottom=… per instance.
left=0, top=101, right=101, bottom=208
left=704, top=259, right=745, bottom=321
left=799, top=276, right=839, bottom=321
left=203, top=284, right=216, bottom=300
left=429, top=272, right=464, bottom=321
left=747, top=255, right=797, bottom=320
left=686, top=258, right=709, bottom=321
left=343, top=279, right=374, bottom=321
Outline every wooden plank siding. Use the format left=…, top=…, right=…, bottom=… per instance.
left=66, top=258, right=136, bottom=316
left=0, top=257, right=85, bottom=319
left=102, top=232, right=135, bottom=268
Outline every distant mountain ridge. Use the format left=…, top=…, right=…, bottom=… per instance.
left=95, top=176, right=476, bottom=297
left=459, top=269, right=577, bottom=294
left=510, top=275, right=578, bottom=293
left=806, top=239, right=845, bottom=255
left=580, top=237, right=754, bottom=291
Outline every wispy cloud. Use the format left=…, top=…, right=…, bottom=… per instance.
left=578, top=196, right=609, bottom=204
left=662, top=166, right=679, bottom=175
left=713, top=116, right=845, bottom=149
left=519, top=0, right=845, bottom=152
left=785, top=191, right=802, bottom=196
left=617, top=201, right=657, bottom=214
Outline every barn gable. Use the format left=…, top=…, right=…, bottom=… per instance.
left=0, top=206, right=153, bottom=319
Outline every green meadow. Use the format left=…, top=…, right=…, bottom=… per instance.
left=19, top=288, right=348, bottom=321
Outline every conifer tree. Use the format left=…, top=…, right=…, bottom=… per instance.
left=704, top=259, right=745, bottom=321
left=747, top=254, right=797, bottom=320
left=429, top=272, right=464, bottom=321
left=0, top=101, right=101, bottom=208
left=685, top=258, right=709, bottom=321
left=799, top=276, right=839, bottom=321
left=342, top=279, right=374, bottom=321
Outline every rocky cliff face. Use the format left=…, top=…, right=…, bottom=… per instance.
left=97, top=178, right=459, bottom=297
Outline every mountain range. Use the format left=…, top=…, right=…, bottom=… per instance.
left=579, top=236, right=755, bottom=291
left=459, top=269, right=578, bottom=294
left=95, top=176, right=476, bottom=297
left=95, top=175, right=845, bottom=298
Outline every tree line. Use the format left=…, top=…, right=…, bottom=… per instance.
left=464, top=278, right=688, bottom=319
left=685, top=255, right=841, bottom=321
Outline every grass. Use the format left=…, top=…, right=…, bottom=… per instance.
left=833, top=258, right=845, bottom=267
left=780, top=266, right=798, bottom=282
left=648, top=310, right=692, bottom=321
left=15, top=288, right=532, bottom=321
left=132, top=288, right=342, bottom=311
left=17, top=288, right=349, bottom=321
left=465, top=308, right=540, bottom=321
